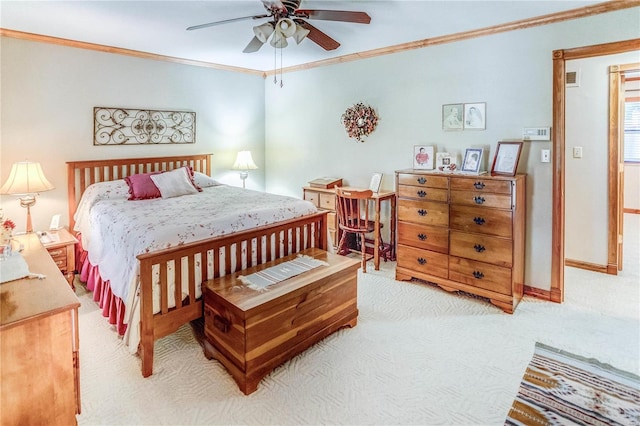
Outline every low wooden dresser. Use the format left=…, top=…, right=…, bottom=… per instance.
left=41, top=227, right=78, bottom=289
left=202, top=247, right=359, bottom=395
left=395, top=169, right=526, bottom=313
left=303, top=186, right=340, bottom=249
left=1, top=233, right=81, bottom=425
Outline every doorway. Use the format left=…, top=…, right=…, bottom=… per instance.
left=550, top=39, right=640, bottom=303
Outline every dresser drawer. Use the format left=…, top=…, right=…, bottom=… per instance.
left=397, top=173, right=449, bottom=189
left=398, top=200, right=449, bottom=226
left=450, top=205, right=513, bottom=238
left=398, top=185, right=448, bottom=202
left=319, top=192, right=336, bottom=210
left=450, top=177, right=512, bottom=194
left=327, top=212, right=337, bottom=231
left=303, top=190, right=320, bottom=207
left=47, top=248, right=68, bottom=270
left=448, top=257, right=512, bottom=295
left=450, top=231, right=512, bottom=267
left=397, top=244, right=448, bottom=279
left=450, top=190, right=512, bottom=209
left=398, top=222, right=448, bottom=253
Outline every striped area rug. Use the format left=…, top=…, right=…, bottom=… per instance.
left=506, top=342, right=640, bottom=425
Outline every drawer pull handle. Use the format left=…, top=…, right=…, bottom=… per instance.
left=474, top=181, right=485, bottom=189
left=49, top=249, right=64, bottom=256
left=417, top=233, right=427, bottom=241
left=417, top=257, right=427, bottom=265
left=213, top=315, right=231, bottom=333
left=417, top=177, right=427, bottom=184
left=473, top=217, right=486, bottom=225
left=417, top=190, right=427, bottom=198
left=474, top=244, right=486, bottom=253
left=473, top=271, right=484, bottom=279
left=56, top=260, right=65, bottom=266
left=473, top=196, right=485, bottom=205
left=417, top=209, right=428, bottom=216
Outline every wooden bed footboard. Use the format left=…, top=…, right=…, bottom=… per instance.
left=136, top=211, right=327, bottom=377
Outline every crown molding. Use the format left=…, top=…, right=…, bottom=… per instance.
left=1, top=1, right=638, bottom=77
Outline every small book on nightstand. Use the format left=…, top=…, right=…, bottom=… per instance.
left=308, top=177, right=342, bottom=189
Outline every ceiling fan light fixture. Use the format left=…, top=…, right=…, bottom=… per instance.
left=292, top=24, right=310, bottom=44
left=253, top=22, right=274, bottom=43
left=270, top=31, right=288, bottom=48
left=276, top=18, right=296, bottom=38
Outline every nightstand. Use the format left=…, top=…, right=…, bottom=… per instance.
left=41, top=228, right=78, bottom=289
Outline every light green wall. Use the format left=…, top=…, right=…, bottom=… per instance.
left=264, top=8, right=640, bottom=290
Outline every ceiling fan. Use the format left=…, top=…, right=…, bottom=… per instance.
left=186, top=0, right=371, bottom=53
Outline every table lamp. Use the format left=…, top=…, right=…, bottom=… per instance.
left=0, top=161, right=55, bottom=233
left=232, top=151, right=258, bottom=189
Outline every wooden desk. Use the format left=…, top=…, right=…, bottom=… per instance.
left=305, top=186, right=396, bottom=270
left=1, top=233, right=81, bottom=425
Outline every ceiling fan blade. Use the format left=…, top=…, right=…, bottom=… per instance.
left=294, top=10, right=371, bottom=24
left=243, top=36, right=266, bottom=53
left=294, top=20, right=340, bottom=51
left=186, top=14, right=269, bottom=31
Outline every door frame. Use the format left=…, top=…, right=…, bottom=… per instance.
left=550, top=39, right=640, bottom=303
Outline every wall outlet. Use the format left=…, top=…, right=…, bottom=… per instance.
left=523, top=127, right=551, bottom=141
left=541, top=149, right=551, bottom=163
left=573, top=146, right=583, bottom=158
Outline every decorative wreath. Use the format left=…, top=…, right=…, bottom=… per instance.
left=341, top=102, right=379, bottom=142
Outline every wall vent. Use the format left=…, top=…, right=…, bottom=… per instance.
left=566, top=70, right=580, bottom=87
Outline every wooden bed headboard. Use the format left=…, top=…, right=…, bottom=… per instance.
left=66, top=153, right=212, bottom=231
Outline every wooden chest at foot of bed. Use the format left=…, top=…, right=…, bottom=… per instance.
left=202, top=248, right=360, bottom=395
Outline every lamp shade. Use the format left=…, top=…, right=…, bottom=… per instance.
left=253, top=22, right=275, bottom=43
left=232, top=151, right=258, bottom=171
left=0, top=161, right=54, bottom=195
left=292, top=24, right=310, bottom=44
left=276, top=18, right=296, bottom=38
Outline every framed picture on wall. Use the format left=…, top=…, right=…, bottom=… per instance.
left=442, top=104, right=463, bottom=130
left=413, top=145, right=434, bottom=169
left=463, top=102, right=486, bottom=130
left=491, top=141, right=523, bottom=176
left=461, top=148, right=483, bottom=173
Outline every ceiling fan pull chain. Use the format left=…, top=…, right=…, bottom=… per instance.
left=273, top=44, right=277, bottom=85
left=280, top=46, right=284, bottom=88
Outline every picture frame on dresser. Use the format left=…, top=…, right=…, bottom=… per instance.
left=369, top=172, right=383, bottom=193
left=491, top=141, right=523, bottom=176
left=461, top=148, right=483, bottom=173
left=413, top=145, right=434, bottom=169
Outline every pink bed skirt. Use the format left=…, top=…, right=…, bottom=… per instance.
left=76, top=237, right=127, bottom=335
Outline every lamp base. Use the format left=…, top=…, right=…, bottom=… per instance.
left=239, top=171, right=249, bottom=189
left=19, top=196, right=36, bottom=233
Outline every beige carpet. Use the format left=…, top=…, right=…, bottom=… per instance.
left=76, top=215, right=640, bottom=425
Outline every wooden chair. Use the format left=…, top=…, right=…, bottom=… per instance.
left=335, top=187, right=378, bottom=273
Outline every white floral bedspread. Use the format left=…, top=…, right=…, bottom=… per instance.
left=74, top=182, right=317, bottom=302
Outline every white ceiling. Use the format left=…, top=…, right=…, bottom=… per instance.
left=1, top=1, right=601, bottom=72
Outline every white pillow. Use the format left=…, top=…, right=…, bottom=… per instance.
left=193, top=171, right=222, bottom=188
left=150, top=167, right=199, bottom=198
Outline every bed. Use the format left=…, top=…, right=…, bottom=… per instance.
left=67, top=154, right=327, bottom=377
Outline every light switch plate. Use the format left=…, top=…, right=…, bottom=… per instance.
left=523, top=127, right=551, bottom=141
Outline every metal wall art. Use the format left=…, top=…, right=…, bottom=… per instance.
left=94, top=107, right=196, bottom=145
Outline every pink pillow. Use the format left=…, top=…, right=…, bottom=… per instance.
left=124, top=171, right=162, bottom=200
left=124, top=167, right=202, bottom=200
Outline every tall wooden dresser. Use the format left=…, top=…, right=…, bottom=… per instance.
left=395, top=169, right=526, bottom=313
left=1, top=233, right=81, bottom=425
